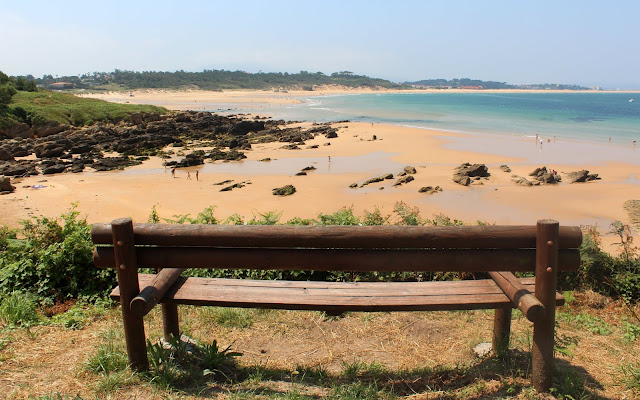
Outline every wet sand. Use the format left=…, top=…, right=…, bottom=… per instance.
left=3, top=90, right=640, bottom=253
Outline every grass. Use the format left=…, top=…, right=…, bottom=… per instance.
left=0, top=291, right=41, bottom=328
left=8, top=90, right=166, bottom=127
left=1, top=298, right=636, bottom=399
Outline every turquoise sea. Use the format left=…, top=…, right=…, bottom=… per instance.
left=269, top=92, right=640, bottom=144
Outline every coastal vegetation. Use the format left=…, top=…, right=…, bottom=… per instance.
left=404, top=78, right=590, bottom=90
left=0, top=205, right=639, bottom=398
left=0, top=70, right=165, bottom=131
left=8, top=69, right=593, bottom=93
left=31, top=69, right=405, bottom=91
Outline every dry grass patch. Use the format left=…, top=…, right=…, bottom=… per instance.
left=0, top=297, right=639, bottom=399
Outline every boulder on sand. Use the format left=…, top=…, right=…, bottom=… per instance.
left=0, top=176, right=15, bottom=193
left=272, top=184, right=296, bottom=196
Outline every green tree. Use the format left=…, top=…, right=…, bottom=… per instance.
left=0, top=83, right=17, bottom=105
left=15, top=77, right=27, bottom=91
left=0, top=71, right=9, bottom=84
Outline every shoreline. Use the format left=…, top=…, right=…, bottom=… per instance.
left=4, top=89, right=640, bottom=253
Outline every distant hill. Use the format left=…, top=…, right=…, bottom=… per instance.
left=29, top=70, right=406, bottom=91
left=405, top=78, right=589, bottom=91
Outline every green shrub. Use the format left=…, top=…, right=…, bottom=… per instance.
left=0, top=205, right=115, bottom=301
left=0, top=291, right=41, bottom=328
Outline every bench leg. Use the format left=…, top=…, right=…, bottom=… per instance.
left=112, top=218, right=149, bottom=371
left=533, top=220, right=559, bottom=392
left=162, top=303, right=180, bottom=341
left=493, top=307, right=512, bottom=356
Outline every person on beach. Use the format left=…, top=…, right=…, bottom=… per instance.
left=328, top=156, right=331, bottom=162
left=196, top=170, right=199, bottom=181
left=187, top=172, right=191, bottom=180
left=171, top=167, right=176, bottom=178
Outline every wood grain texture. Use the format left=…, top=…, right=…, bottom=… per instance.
left=111, top=275, right=564, bottom=313
left=94, top=246, right=580, bottom=272
left=92, top=223, right=582, bottom=249
left=489, top=271, right=545, bottom=322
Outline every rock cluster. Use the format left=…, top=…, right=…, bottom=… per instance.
left=0, top=111, right=339, bottom=187
left=529, top=167, right=560, bottom=184
left=453, top=163, right=489, bottom=186
left=355, top=173, right=394, bottom=188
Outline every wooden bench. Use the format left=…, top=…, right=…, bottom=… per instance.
left=91, top=218, right=582, bottom=392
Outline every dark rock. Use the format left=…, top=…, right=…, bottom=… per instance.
left=307, top=144, right=319, bottom=149
left=281, top=144, right=300, bottom=150
left=393, top=175, right=414, bottom=186
left=349, top=183, right=358, bottom=188
left=565, top=170, right=590, bottom=183
left=92, top=157, right=142, bottom=171
left=3, top=123, right=34, bottom=139
left=500, top=165, right=511, bottom=173
left=10, top=146, right=30, bottom=157
left=403, top=166, right=417, bottom=175
left=213, top=179, right=234, bottom=186
left=529, top=166, right=560, bottom=184
left=419, top=185, right=443, bottom=194
left=452, top=173, right=471, bottom=186
left=325, top=131, right=338, bottom=139
left=455, top=163, right=489, bottom=177
left=70, top=144, right=94, bottom=154
left=229, top=120, right=265, bottom=135
left=295, top=171, right=307, bottom=176
left=35, top=123, right=66, bottom=138
left=0, top=149, right=14, bottom=161
left=0, top=176, right=15, bottom=193
left=259, top=158, right=271, bottom=162
left=272, top=184, right=296, bottom=196
left=220, top=182, right=249, bottom=192
left=359, top=173, right=394, bottom=188
left=35, top=144, right=65, bottom=158
left=301, top=166, right=316, bottom=171
left=42, top=164, right=67, bottom=175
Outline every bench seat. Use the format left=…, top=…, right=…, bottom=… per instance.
left=112, top=274, right=564, bottom=313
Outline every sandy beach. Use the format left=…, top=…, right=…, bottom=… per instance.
left=4, top=89, right=640, bottom=251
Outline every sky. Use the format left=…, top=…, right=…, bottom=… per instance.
left=1, top=0, right=639, bottom=89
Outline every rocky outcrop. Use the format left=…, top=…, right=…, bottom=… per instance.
left=500, top=165, right=511, bottom=173
left=229, top=120, right=265, bottom=135
left=273, top=184, right=296, bottom=196
left=529, top=167, right=560, bottom=184
left=453, top=163, right=489, bottom=186
left=565, top=170, right=600, bottom=183
left=0, top=176, right=15, bottom=193
left=393, top=175, right=414, bottom=186
left=0, top=149, right=14, bottom=161
left=512, top=176, right=534, bottom=186
left=359, top=173, right=394, bottom=188
left=398, top=166, right=417, bottom=176
left=418, top=186, right=442, bottom=194
left=92, top=157, right=142, bottom=171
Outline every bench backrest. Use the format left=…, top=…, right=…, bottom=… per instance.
left=92, top=221, right=582, bottom=273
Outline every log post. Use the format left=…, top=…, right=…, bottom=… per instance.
left=162, top=303, right=180, bottom=341
left=532, top=220, right=559, bottom=392
left=111, top=218, right=149, bottom=371
left=492, top=307, right=512, bottom=356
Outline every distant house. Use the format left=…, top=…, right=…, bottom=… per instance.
left=49, top=82, right=74, bottom=90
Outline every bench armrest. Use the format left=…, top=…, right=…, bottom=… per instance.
left=489, top=271, right=545, bottom=322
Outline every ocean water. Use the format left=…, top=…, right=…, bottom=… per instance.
left=267, top=92, right=640, bottom=145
